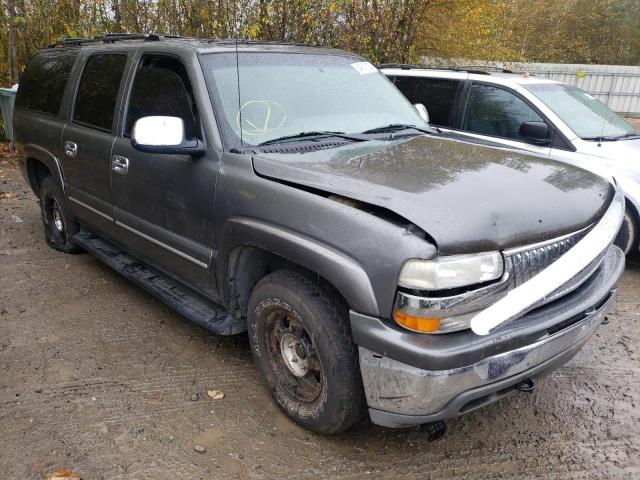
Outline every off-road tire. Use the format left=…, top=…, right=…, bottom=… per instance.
left=247, top=270, right=366, bottom=434
left=39, top=176, right=81, bottom=253
left=614, top=206, right=637, bottom=255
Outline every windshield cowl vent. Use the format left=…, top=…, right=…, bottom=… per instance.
left=257, top=141, right=350, bottom=154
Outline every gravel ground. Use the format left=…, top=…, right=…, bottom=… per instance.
left=1, top=147, right=639, bottom=480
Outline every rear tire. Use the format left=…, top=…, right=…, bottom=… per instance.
left=39, top=176, right=81, bottom=254
left=247, top=270, right=366, bottom=434
left=614, top=206, right=637, bottom=255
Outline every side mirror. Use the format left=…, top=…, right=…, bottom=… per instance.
left=414, top=103, right=429, bottom=123
left=519, top=121, right=551, bottom=145
left=131, top=116, right=205, bottom=155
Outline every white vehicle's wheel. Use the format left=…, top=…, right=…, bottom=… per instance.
left=614, top=206, right=637, bottom=255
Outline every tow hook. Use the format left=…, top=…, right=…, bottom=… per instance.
left=515, top=378, right=535, bottom=392
left=420, top=420, right=446, bottom=442
left=601, top=315, right=610, bottom=325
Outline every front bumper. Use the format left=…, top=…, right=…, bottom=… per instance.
left=353, top=244, right=624, bottom=428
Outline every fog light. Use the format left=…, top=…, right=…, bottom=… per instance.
left=393, top=310, right=441, bottom=333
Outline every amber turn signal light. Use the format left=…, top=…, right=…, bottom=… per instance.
left=393, top=310, right=442, bottom=333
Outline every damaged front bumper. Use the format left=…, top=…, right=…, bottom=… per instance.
left=351, top=243, right=625, bottom=428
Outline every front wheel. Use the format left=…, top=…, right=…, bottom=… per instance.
left=614, top=206, right=637, bottom=255
left=247, top=270, right=366, bottom=434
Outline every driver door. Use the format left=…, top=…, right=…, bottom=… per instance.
left=458, top=83, right=552, bottom=156
left=110, top=53, right=219, bottom=296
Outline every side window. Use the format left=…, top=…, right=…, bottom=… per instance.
left=391, top=76, right=461, bottom=127
left=125, top=55, right=200, bottom=139
left=464, top=83, right=544, bottom=140
left=73, top=54, right=127, bottom=131
left=15, top=49, right=79, bottom=115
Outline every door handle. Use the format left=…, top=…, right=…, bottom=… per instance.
left=64, top=141, right=78, bottom=158
left=112, top=155, right=129, bottom=175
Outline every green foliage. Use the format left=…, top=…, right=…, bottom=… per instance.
left=0, top=0, right=638, bottom=86
left=418, top=0, right=640, bottom=64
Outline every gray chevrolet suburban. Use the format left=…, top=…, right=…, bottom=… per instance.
left=14, top=34, right=625, bottom=435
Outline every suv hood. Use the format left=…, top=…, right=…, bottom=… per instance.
left=253, top=135, right=613, bottom=254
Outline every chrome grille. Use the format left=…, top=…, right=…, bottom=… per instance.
left=508, top=228, right=590, bottom=287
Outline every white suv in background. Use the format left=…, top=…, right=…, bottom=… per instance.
left=381, top=65, right=640, bottom=254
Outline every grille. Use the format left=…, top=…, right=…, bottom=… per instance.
left=508, top=228, right=590, bottom=287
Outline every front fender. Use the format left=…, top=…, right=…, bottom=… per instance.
left=616, top=175, right=640, bottom=214
left=217, top=216, right=380, bottom=316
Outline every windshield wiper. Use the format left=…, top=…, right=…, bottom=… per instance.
left=258, top=131, right=367, bottom=146
left=582, top=132, right=640, bottom=142
left=615, top=132, right=640, bottom=140
left=582, top=136, right=620, bottom=142
left=360, top=123, right=435, bottom=135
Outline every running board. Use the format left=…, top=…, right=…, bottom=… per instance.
left=73, top=230, right=243, bottom=336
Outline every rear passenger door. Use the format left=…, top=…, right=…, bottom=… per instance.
left=62, top=52, right=129, bottom=230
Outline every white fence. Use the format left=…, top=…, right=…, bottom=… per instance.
left=423, top=59, right=640, bottom=117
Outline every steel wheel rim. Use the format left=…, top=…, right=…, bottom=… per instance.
left=46, top=198, right=65, bottom=241
left=52, top=203, right=64, bottom=233
left=280, top=332, right=309, bottom=377
left=266, top=309, right=323, bottom=403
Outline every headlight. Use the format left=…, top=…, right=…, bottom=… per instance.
left=394, top=252, right=505, bottom=333
left=398, top=252, right=504, bottom=291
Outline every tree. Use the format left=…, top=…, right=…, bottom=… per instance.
left=416, top=0, right=640, bottom=65
left=7, top=0, right=19, bottom=83
left=0, top=0, right=638, bottom=87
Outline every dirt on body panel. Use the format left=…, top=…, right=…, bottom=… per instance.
left=0, top=146, right=639, bottom=479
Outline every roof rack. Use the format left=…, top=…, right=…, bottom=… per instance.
left=376, top=63, right=492, bottom=75
left=47, top=33, right=182, bottom=48
left=47, top=34, right=326, bottom=50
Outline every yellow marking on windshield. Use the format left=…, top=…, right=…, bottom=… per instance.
left=237, top=100, right=286, bottom=136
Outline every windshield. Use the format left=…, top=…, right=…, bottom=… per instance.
left=524, top=83, right=637, bottom=140
left=202, top=52, right=427, bottom=148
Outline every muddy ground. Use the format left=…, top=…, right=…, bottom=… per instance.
left=1, top=147, right=639, bottom=480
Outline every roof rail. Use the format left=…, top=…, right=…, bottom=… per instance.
left=460, top=65, right=515, bottom=74
left=47, top=33, right=182, bottom=48
left=211, top=38, right=325, bottom=48
left=376, top=63, right=492, bottom=75
left=47, top=38, right=96, bottom=48
left=376, top=63, right=425, bottom=70
left=97, top=33, right=149, bottom=42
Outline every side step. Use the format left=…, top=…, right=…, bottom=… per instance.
left=73, top=230, right=243, bottom=336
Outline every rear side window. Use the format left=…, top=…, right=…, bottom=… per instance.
left=464, top=83, right=544, bottom=140
left=74, top=54, right=127, bottom=131
left=15, top=49, right=79, bottom=115
left=391, top=76, right=461, bottom=127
